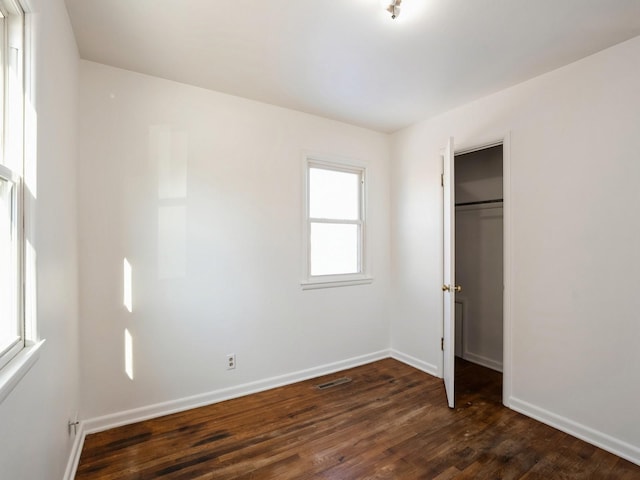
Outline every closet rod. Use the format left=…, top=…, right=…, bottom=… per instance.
left=455, top=198, right=503, bottom=207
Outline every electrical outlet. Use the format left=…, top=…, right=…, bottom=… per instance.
left=226, top=353, right=236, bottom=370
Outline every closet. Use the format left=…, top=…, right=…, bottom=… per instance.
left=454, top=145, right=504, bottom=372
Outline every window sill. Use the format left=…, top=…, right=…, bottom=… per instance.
left=0, top=339, right=45, bottom=405
left=301, top=276, right=373, bottom=290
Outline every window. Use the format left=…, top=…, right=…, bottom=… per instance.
left=302, top=157, right=372, bottom=289
left=0, top=0, right=26, bottom=375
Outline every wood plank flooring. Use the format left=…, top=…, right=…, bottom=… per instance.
left=76, top=358, right=640, bottom=479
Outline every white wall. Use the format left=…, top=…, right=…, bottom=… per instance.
left=78, top=61, right=391, bottom=422
left=391, top=35, right=640, bottom=463
left=0, top=0, right=80, bottom=479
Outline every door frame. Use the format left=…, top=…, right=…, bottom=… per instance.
left=448, top=132, right=512, bottom=407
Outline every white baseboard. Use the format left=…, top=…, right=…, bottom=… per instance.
left=390, top=349, right=439, bottom=377
left=63, top=421, right=86, bottom=480
left=83, top=350, right=390, bottom=435
left=462, top=351, right=503, bottom=372
left=509, top=396, right=640, bottom=467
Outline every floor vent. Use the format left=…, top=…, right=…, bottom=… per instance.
left=315, top=377, right=352, bottom=390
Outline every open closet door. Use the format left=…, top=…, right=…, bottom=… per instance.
left=442, top=136, right=456, bottom=408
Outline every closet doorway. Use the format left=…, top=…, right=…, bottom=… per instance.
left=454, top=145, right=504, bottom=399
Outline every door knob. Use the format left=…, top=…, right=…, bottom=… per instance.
left=442, top=284, right=462, bottom=292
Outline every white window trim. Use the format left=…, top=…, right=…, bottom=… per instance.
left=0, top=0, right=39, bottom=405
left=301, top=154, right=373, bottom=290
left=0, top=339, right=43, bottom=404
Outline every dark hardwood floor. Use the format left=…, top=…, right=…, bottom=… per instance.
left=76, top=358, right=640, bottom=479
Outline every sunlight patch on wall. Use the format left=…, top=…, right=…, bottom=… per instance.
left=124, top=328, right=134, bottom=380
left=24, top=239, right=37, bottom=340
left=24, top=96, right=37, bottom=199
left=158, top=206, right=186, bottom=279
left=123, top=257, right=133, bottom=312
left=149, top=125, right=188, bottom=200
left=158, top=129, right=187, bottom=199
left=149, top=125, right=189, bottom=280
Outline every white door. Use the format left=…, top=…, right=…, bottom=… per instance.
left=442, top=137, right=456, bottom=408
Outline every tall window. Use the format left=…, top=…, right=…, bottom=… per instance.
left=303, top=157, right=372, bottom=289
left=0, top=0, right=25, bottom=372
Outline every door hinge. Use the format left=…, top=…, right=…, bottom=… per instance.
left=440, top=173, right=444, bottom=187
left=441, top=337, right=444, bottom=351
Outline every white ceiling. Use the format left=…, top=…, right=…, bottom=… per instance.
left=64, top=0, right=640, bottom=133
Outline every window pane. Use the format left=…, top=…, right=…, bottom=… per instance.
left=0, top=176, right=18, bottom=353
left=309, top=167, right=359, bottom=220
left=310, top=223, right=359, bottom=276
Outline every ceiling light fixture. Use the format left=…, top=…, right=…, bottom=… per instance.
left=383, top=0, right=401, bottom=19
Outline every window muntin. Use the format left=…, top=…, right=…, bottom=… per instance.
left=305, top=160, right=367, bottom=285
